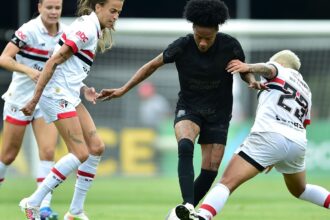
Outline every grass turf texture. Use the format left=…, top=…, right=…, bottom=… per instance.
left=0, top=173, right=328, bottom=219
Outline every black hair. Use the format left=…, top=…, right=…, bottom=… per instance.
left=183, top=0, right=229, bottom=27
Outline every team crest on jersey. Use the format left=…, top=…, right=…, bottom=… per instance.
left=59, top=99, right=68, bottom=109
left=10, top=105, right=18, bottom=113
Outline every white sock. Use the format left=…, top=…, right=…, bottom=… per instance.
left=198, top=183, right=230, bottom=219
left=299, top=184, right=330, bottom=208
left=0, top=161, right=8, bottom=186
left=28, top=153, right=81, bottom=207
left=37, top=160, right=55, bottom=208
left=69, top=154, right=101, bottom=215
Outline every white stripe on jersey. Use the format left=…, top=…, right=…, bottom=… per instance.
left=251, top=61, right=312, bottom=147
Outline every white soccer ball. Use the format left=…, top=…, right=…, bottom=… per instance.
left=165, top=208, right=180, bottom=220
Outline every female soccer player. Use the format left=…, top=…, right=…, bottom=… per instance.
left=97, top=0, right=263, bottom=219
left=19, top=0, right=125, bottom=219
left=0, top=0, right=65, bottom=219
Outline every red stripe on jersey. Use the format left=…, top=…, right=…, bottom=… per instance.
left=36, top=178, right=45, bottom=183
left=5, top=116, right=30, bottom=126
left=77, top=170, right=95, bottom=178
left=57, top=111, right=77, bottom=120
left=81, top=49, right=94, bottom=59
left=23, top=46, right=49, bottom=55
left=200, top=204, right=217, bottom=217
left=62, top=33, right=78, bottom=53
left=51, top=167, right=66, bottom=180
left=324, top=194, right=330, bottom=208
left=269, top=77, right=285, bottom=85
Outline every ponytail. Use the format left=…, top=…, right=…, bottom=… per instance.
left=97, top=28, right=113, bottom=53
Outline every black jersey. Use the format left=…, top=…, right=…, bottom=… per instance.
left=163, top=33, right=245, bottom=122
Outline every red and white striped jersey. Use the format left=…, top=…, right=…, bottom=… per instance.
left=251, top=61, right=312, bottom=147
left=42, top=12, right=101, bottom=105
left=2, top=15, right=66, bottom=108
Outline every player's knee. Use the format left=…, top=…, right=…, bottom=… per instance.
left=1, top=153, right=17, bottom=165
left=88, top=139, right=105, bottom=156
left=178, top=138, right=194, bottom=158
left=39, top=147, right=55, bottom=161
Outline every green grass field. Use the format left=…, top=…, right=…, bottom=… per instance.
left=0, top=173, right=328, bottom=220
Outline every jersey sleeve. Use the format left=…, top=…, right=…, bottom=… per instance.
left=232, top=38, right=245, bottom=62
left=63, top=17, right=96, bottom=53
left=11, top=21, right=34, bottom=49
left=163, top=35, right=189, bottom=64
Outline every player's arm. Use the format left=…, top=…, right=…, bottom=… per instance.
left=227, top=59, right=277, bottom=79
left=98, top=53, right=165, bottom=100
left=33, top=45, right=73, bottom=100
left=0, top=42, right=40, bottom=81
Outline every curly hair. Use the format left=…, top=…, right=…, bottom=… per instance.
left=183, top=0, right=229, bottom=27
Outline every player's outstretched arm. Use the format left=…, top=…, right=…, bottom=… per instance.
left=98, top=53, right=164, bottom=101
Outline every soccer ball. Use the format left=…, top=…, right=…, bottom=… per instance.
left=165, top=208, right=180, bottom=220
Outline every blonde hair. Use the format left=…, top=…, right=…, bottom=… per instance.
left=77, top=0, right=122, bottom=53
left=270, top=50, right=301, bottom=71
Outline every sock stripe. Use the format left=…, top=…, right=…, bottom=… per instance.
left=77, top=170, right=95, bottom=178
left=51, top=167, right=66, bottom=180
left=323, top=194, right=330, bottom=208
left=36, top=178, right=45, bottom=183
left=200, top=204, right=217, bottom=217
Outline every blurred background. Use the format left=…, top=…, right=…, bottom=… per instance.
left=0, top=0, right=329, bottom=178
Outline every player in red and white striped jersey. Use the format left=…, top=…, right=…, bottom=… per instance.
left=19, top=0, right=125, bottom=219
left=194, top=50, right=330, bottom=220
left=0, top=0, right=66, bottom=219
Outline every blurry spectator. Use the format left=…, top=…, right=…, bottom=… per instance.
left=138, top=82, right=171, bottom=130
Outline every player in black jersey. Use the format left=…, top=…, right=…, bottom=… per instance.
left=97, top=0, right=262, bottom=218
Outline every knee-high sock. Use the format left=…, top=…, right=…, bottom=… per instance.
left=37, top=160, right=55, bottom=208
left=198, top=183, right=230, bottom=220
left=28, top=153, right=81, bottom=207
left=69, top=154, right=101, bottom=214
left=0, top=161, right=8, bottom=186
left=178, top=138, right=194, bottom=205
left=194, top=169, right=218, bottom=207
left=299, top=184, right=330, bottom=208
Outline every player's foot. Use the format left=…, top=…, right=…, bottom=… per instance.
left=63, top=211, right=89, bottom=220
left=19, top=198, right=41, bottom=220
left=175, top=203, right=199, bottom=220
left=40, top=207, right=58, bottom=220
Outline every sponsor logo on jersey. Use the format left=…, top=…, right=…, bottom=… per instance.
left=76, top=31, right=88, bottom=43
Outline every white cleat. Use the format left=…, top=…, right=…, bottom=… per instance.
left=63, top=211, right=89, bottom=220
left=19, top=198, right=41, bottom=220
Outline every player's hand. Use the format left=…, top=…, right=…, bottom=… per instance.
left=83, top=86, right=99, bottom=104
left=28, top=69, right=41, bottom=83
left=97, top=88, right=125, bottom=101
left=248, top=81, right=269, bottom=90
left=226, top=59, right=249, bottom=74
left=20, top=99, right=38, bottom=116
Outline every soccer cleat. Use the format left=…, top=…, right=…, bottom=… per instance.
left=63, top=211, right=89, bottom=220
left=40, top=207, right=59, bottom=220
left=19, top=198, right=41, bottom=220
left=175, top=203, right=199, bottom=220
